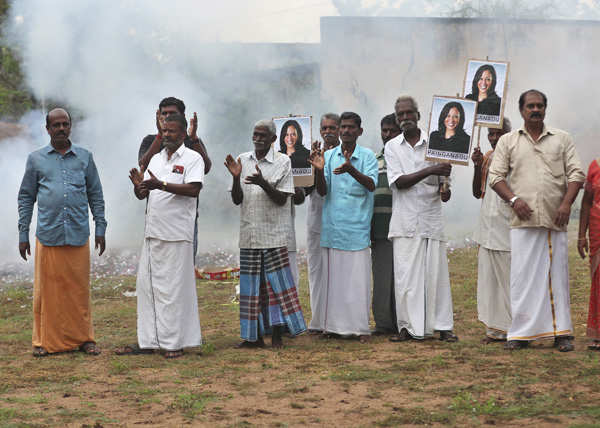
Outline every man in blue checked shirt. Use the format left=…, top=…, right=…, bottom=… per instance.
left=18, top=108, right=107, bottom=357
left=310, top=111, right=378, bottom=343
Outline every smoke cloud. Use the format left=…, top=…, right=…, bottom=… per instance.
left=2, top=0, right=598, bottom=270
left=1, top=1, right=338, bottom=266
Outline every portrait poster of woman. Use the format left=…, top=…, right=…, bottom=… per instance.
left=273, top=115, right=313, bottom=186
left=463, top=59, right=509, bottom=128
left=425, top=96, right=477, bottom=166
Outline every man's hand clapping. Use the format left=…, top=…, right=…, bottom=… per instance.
left=224, top=155, right=242, bottom=178
left=333, top=150, right=354, bottom=175
left=245, top=165, right=266, bottom=187
left=309, top=141, right=325, bottom=171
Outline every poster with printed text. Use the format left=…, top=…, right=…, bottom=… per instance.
left=273, top=115, right=313, bottom=186
left=425, top=96, right=477, bottom=166
left=463, top=59, right=509, bottom=128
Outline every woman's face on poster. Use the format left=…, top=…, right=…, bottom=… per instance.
left=284, top=126, right=298, bottom=147
left=477, top=69, right=493, bottom=95
left=444, top=107, right=460, bottom=134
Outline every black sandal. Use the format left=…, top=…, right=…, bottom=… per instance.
left=114, top=344, right=154, bottom=356
left=555, top=337, right=574, bottom=352
left=439, top=331, right=459, bottom=342
left=389, top=328, right=412, bottom=342
left=79, top=342, right=101, bottom=356
left=504, top=340, right=529, bottom=350
left=32, top=346, right=49, bottom=357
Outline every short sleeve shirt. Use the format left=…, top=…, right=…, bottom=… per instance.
left=144, top=145, right=204, bottom=242
left=385, top=132, right=445, bottom=241
left=320, top=144, right=378, bottom=251
left=236, top=148, right=294, bottom=249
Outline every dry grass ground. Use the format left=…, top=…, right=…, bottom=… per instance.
left=1, top=240, right=600, bottom=427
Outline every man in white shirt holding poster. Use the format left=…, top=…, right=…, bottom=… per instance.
left=385, top=96, right=457, bottom=343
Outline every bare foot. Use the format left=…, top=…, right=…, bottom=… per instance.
left=359, top=335, right=370, bottom=344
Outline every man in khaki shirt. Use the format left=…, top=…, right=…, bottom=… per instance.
left=488, top=89, right=585, bottom=352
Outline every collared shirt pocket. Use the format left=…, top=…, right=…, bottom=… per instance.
left=348, top=180, right=367, bottom=197
left=67, top=169, right=86, bottom=191
left=541, top=152, right=565, bottom=179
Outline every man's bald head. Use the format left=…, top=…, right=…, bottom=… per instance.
left=46, top=108, right=71, bottom=126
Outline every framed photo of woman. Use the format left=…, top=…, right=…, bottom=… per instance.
left=425, top=96, right=477, bottom=166
left=463, top=59, right=509, bottom=128
left=273, top=115, right=313, bottom=186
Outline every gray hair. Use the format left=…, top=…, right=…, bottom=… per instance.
left=253, top=119, right=276, bottom=136
left=394, top=96, right=419, bottom=113
left=502, top=117, right=512, bottom=133
left=320, top=112, right=340, bottom=126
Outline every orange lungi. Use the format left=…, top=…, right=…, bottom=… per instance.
left=32, top=238, right=94, bottom=353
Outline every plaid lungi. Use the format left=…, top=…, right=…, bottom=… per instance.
left=239, top=247, right=306, bottom=341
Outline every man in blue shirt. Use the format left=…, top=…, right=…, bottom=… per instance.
left=18, top=108, right=107, bottom=357
left=310, top=111, right=378, bottom=342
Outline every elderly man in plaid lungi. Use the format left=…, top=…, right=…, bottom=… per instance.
left=225, top=119, right=307, bottom=348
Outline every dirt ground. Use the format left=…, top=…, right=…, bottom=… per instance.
left=1, top=244, right=600, bottom=427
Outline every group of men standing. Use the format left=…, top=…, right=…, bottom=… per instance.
left=17, top=88, right=586, bottom=357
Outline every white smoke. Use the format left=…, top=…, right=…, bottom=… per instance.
left=1, top=0, right=338, bottom=266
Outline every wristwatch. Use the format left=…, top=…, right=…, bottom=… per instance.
left=509, top=196, right=519, bottom=207
left=162, top=181, right=167, bottom=191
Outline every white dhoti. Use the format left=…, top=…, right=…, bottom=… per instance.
left=136, top=238, right=202, bottom=350
left=477, top=247, right=511, bottom=338
left=392, top=237, right=453, bottom=338
left=322, top=247, right=371, bottom=336
left=508, top=228, right=572, bottom=341
left=307, top=230, right=328, bottom=331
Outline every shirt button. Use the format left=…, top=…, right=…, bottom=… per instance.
left=64, top=194, right=67, bottom=197
left=64, top=207, right=66, bottom=210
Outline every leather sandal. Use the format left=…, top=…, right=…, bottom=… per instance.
left=504, top=340, right=529, bottom=350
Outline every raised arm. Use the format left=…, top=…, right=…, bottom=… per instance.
left=309, top=145, right=327, bottom=197
left=140, top=170, right=202, bottom=198
left=188, top=112, right=211, bottom=174
left=245, top=165, right=289, bottom=206
left=333, top=149, right=376, bottom=192
left=225, top=155, right=243, bottom=205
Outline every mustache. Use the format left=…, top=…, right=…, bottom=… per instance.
left=399, top=119, right=417, bottom=128
left=530, top=112, right=542, bottom=117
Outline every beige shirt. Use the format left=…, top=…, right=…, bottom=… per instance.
left=488, top=125, right=585, bottom=232
left=473, top=151, right=512, bottom=251
left=233, top=148, right=294, bottom=249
